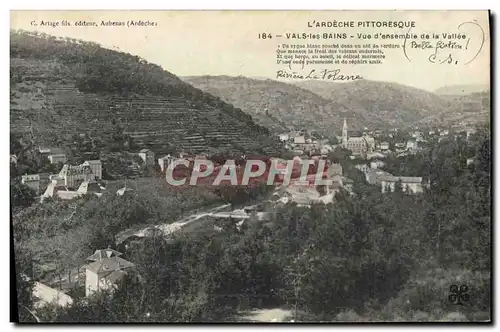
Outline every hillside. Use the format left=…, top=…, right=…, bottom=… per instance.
left=182, top=76, right=367, bottom=134
left=295, top=80, right=461, bottom=129
left=10, top=30, right=282, bottom=158
left=418, top=91, right=490, bottom=126
left=435, top=84, right=490, bottom=96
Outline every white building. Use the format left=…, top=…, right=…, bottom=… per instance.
left=380, top=176, right=423, bottom=194
left=21, top=174, right=40, bottom=194
left=278, top=133, right=290, bottom=142
left=85, top=248, right=136, bottom=297
left=370, top=160, right=385, bottom=169
left=380, top=141, right=390, bottom=151
left=406, top=140, right=418, bottom=150
left=46, top=148, right=67, bottom=164
left=38, top=147, right=51, bottom=154
left=294, top=136, right=306, bottom=144
left=82, top=160, right=103, bottom=180
left=57, top=164, right=94, bottom=189
left=158, top=154, right=175, bottom=172
left=33, top=282, right=73, bottom=309
left=48, top=153, right=67, bottom=164
left=138, top=149, right=155, bottom=166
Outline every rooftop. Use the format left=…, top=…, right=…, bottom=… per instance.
left=22, top=174, right=40, bottom=181
left=49, top=148, right=65, bottom=155
left=379, top=176, right=423, bottom=183
left=86, top=256, right=135, bottom=274
left=84, top=160, right=102, bottom=165
left=86, top=248, right=123, bottom=262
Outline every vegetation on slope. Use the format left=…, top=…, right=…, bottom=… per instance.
left=10, top=30, right=282, bottom=158
left=13, top=127, right=490, bottom=322
left=295, top=80, right=462, bottom=128
left=183, top=75, right=368, bottom=134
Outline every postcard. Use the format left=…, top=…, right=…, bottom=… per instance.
left=10, top=10, right=491, bottom=323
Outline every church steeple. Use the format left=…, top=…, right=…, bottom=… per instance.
left=342, top=118, right=348, bottom=146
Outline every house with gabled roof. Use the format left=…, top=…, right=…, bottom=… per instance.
left=85, top=247, right=136, bottom=297
left=138, top=148, right=155, bottom=166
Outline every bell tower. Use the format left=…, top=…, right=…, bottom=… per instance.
left=342, top=118, right=348, bottom=146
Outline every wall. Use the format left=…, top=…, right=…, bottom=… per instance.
left=85, top=269, right=99, bottom=297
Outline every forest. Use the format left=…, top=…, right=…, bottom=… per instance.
left=12, top=127, right=490, bottom=322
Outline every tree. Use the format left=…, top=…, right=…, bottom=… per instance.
left=11, top=179, right=36, bottom=208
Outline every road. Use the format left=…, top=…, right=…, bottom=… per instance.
left=48, top=204, right=233, bottom=291
left=50, top=201, right=262, bottom=292
left=116, top=203, right=232, bottom=243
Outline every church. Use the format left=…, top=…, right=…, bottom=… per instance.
left=341, top=119, right=375, bottom=157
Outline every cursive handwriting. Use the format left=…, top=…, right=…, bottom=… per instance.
left=403, top=21, right=485, bottom=65
left=276, top=69, right=363, bottom=81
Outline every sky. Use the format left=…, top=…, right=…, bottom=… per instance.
left=10, top=10, right=490, bottom=92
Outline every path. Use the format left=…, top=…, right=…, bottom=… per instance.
left=235, top=308, right=294, bottom=322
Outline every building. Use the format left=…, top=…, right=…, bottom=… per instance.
left=57, top=163, right=95, bottom=189
left=41, top=178, right=103, bottom=202
left=380, top=141, right=390, bottom=151
left=138, top=149, right=155, bottom=166
left=48, top=153, right=67, bottom=164
left=411, top=131, right=424, bottom=140
left=82, top=160, right=103, bottom=180
left=341, top=119, right=375, bottom=157
left=466, top=129, right=477, bottom=141
left=38, top=147, right=51, bottom=154
left=85, top=248, right=136, bottom=297
left=278, top=133, right=290, bottom=142
left=21, top=174, right=40, bottom=194
left=439, top=129, right=449, bottom=137
left=367, top=152, right=386, bottom=160
left=294, top=136, right=306, bottom=145
left=379, top=176, right=423, bottom=194
left=158, top=154, right=175, bottom=172
left=355, top=164, right=369, bottom=173
left=327, top=162, right=343, bottom=178
left=406, top=139, right=418, bottom=150
left=370, top=160, right=385, bottom=169
left=394, top=142, right=406, bottom=150
left=33, top=282, right=73, bottom=309
left=364, top=168, right=394, bottom=185
left=10, top=154, right=18, bottom=165
left=47, top=148, right=67, bottom=165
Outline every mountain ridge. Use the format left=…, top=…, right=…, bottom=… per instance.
left=182, top=75, right=368, bottom=134
left=184, top=75, right=488, bottom=133
left=10, top=30, right=283, bottom=158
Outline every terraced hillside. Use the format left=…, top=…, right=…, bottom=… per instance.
left=10, top=31, right=282, bottom=157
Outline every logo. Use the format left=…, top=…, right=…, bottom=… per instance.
left=448, top=284, right=469, bottom=305
left=164, top=157, right=334, bottom=187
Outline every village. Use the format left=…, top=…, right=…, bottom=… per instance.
left=12, top=118, right=480, bottom=313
